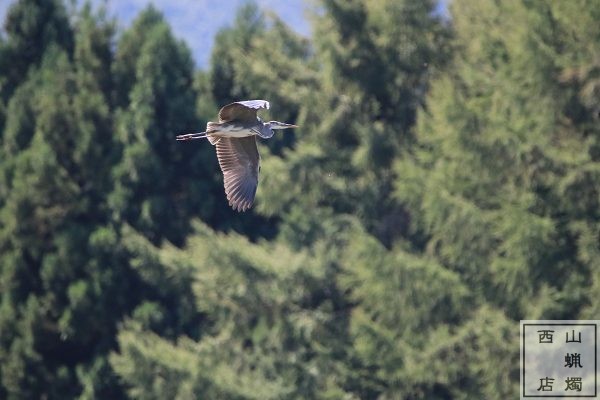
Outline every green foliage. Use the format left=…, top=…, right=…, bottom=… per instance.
left=1, top=0, right=598, bottom=399
left=0, top=0, right=73, bottom=100
left=395, top=0, right=600, bottom=321
left=110, top=6, right=217, bottom=246
left=258, top=0, right=450, bottom=247
left=1, top=4, right=133, bottom=399
left=112, top=221, right=349, bottom=399
left=208, top=3, right=267, bottom=106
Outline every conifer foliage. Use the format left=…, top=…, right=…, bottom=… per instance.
left=0, top=0, right=598, bottom=399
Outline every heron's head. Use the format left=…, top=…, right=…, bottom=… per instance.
left=267, top=121, right=298, bottom=130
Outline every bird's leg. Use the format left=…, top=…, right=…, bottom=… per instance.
left=176, top=132, right=208, bottom=141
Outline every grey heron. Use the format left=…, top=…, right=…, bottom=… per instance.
left=176, top=100, right=297, bottom=212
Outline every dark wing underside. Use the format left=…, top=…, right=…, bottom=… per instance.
left=214, top=136, right=260, bottom=212
left=218, top=100, right=270, bottom=123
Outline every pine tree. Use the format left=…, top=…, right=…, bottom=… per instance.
left=396, top=0, right=600, bottom=320
left=111, top=221, right=353, bottom=399
left=258, top=0, right=449, bottom=246
left=0, top=0, right=73, bottom=101
left=208, top=3, right=266, bottom=106
left=375, top=0, right=600, bottom=396
left=110, top=6, right=216, bottom=246
left=0, top=5, right=135, bottom=398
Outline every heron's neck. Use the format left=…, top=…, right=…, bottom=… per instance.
left=258, top=121, right=275, bottom=138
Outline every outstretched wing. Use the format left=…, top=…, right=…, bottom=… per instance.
left=218, top=100, right=270, bottom=123
left=215, top=136, right=260, bottom=212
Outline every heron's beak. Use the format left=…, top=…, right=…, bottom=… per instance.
left=287, top=124, right=299, bottom=129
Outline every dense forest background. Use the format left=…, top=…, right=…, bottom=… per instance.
left=0, top=0, right=599, bottom=398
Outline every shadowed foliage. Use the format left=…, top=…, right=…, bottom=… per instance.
left=0, top=0, right=598, bottom=399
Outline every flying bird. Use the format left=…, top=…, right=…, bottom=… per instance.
left=176, top=100, right=298, bottom=212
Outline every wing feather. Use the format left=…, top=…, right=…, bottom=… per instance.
left=218, top=100, right=270, bottom=123
left=215, top=137, right=260, bottom=212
